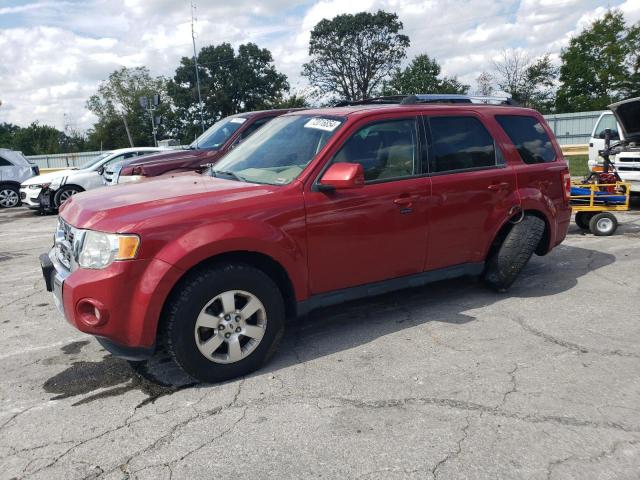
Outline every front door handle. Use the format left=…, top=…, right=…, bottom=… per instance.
left=488, top=182, right=510, bottom=191
left=393, top=194, right=419, bottom=206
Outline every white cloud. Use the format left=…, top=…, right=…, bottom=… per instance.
left=0, top=0, right=636, bottom=131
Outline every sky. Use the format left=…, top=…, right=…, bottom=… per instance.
left=0, top=0, right=639, bottom=131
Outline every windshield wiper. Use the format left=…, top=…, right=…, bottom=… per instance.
left=212, top=170, right=245, bottom=182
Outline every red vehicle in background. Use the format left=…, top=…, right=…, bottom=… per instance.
left=41, top=95, right=571, bottom=383
left=104, top=108, right=299, bottom=184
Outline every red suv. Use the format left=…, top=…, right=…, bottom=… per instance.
left=40, top=95, right=571, bottom=383
left=105, top=109, right=299, bottom=184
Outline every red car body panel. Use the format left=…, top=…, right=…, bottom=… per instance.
left=55, top=104, right=571, bottom=351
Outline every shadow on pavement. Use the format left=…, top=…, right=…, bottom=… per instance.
left=42, top=244, right=615, bottom=400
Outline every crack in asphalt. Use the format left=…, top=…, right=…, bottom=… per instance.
left=431, top=416, right=471, bottom=480
left=546, top=439, right=640, bottom=479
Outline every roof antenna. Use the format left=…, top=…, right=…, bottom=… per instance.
left=191, top=1, right=205, bottom=139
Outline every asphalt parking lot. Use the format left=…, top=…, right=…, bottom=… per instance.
left=1, top=206, right=640, bottom=480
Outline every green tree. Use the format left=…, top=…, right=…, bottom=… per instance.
left=87, top=67, right=168, bottom=148
left=384, top=54, right=469, bottom=95
left=0, top=123, right=20, bottom=149
left=302, top=10, right=410, bottom=101
left=493, top=51, right=557, bottom=112
left=10, top=122, right=66, bottom=155
left=167, top=42, right=289, bottom=143
left=555, top=10, right=636, bottom=112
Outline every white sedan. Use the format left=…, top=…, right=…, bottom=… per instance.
left=20, top=147, right=164, bottom=210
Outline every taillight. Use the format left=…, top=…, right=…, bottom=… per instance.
left=562, top=172, right=571, bottom=200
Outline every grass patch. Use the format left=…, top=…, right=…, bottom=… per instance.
left=567, top=155, right=589, bottom=177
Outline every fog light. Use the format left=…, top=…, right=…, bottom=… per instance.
left=76, top=298, right=109, bottom=327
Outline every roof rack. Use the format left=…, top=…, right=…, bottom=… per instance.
left=334, top=94, right=519, bottom=107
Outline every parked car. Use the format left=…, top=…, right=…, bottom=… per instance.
left=20, top=147, right=164, bottom=210
left=0, top=149, right=39, bottom=208
left=587, top=97, right=640, bottom=193
left=40, top=95, right=571, bottom=383
left=104, top=109, right=299, bottom=185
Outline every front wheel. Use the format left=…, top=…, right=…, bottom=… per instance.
left=162, top=263, right=285, bottom=383
left=483, top=215, right=546, bottom=291
left=53, top=186, right=82, bottom=208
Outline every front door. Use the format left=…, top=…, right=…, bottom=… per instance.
left=424, top=115, right=518, bottom=270
left=305, top=116, right=431, bottom=294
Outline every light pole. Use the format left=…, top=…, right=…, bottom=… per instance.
left=139, top=94, right=161, bottom=147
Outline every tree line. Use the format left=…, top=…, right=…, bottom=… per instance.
left=1, top=8, right=638, bottom=155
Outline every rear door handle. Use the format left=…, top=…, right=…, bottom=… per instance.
left=488, top=182, right=510, bottom=191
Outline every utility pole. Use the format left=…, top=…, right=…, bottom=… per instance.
left=139, top=95, right=161, bottom=147
left=191, top=1, right=205, bottom=134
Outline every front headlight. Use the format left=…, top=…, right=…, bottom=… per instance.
left=78, top=231, right=140, bottom=269
left=117, top=175, right=144, bottom=184
left=29, top=183, right=50, bottom=189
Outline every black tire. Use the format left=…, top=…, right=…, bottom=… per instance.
left=483, top=215, right=546, bottom=291
left=574, top=212, right=594, bottom=230
left=162, top=263, right=285, bottom=383
left=589, top=212, right=618, bottom=236
left=0, top=184, right=20, bottom=208
left=53, top=185, right=83, bottom=208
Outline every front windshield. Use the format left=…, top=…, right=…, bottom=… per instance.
left=78, top=152, right=110, bottom=170
left=212, top=115, right=345, bottom=185
left=191, top=116, right=247, bottom=149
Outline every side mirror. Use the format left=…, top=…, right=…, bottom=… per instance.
left=318, top=163, right=364, bottom=191
left=97, top=166, right=105, bottom=175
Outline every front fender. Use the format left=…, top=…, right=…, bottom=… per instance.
left=154, top=219, right=307, bottom=300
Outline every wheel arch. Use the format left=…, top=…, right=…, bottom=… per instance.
left=485, top=209, right=551, bottom=261
left=160, top=250, right=298, bottom=329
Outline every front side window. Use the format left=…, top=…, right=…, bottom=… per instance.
left=213, top=115, right=344, bottom=185
left=192, top=116, right=247, bottom=149
left=592, top=113, right=620, bottom=140
left=496, top=115, right=556, bottom=164
left=79, top=153, right=110, bottom=170
left=331, top=119, right=418, bottom=182
left=429, top=116, right=496, bottom=173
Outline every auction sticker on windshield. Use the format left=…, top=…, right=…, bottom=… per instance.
left=230, top=118, right=247, bottom=124
left=304, top=118, right=341, bottom=132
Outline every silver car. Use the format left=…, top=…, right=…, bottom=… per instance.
left=0, top=149, right=38, bottom=208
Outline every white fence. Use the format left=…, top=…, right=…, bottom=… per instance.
left=26, top=151, right=109, bottom=169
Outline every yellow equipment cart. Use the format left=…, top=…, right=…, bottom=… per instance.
left=570, top=180, right=631, bottom=236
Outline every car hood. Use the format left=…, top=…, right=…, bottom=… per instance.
left=21, top=169, right=77, bottom=186
left=609, top=97, right=640, bottom=142
left=122, top=148, right=214, bottom=169
left=60, top=172, right=283, bottom=232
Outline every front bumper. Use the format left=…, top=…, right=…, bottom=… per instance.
left=39, top=247, right=184, bottom=359
left=20, top=187, right=43, bottom=209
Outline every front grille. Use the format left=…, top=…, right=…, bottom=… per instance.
left=618, top=166, right=640, bottom=172
left=617, top=157, right=640, bottom=163
left=55, top=218, right=76, bottom=270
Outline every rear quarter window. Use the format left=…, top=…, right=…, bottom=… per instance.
left=0, top=156, right=13, bottom=167
left=496, top=115, right=556, bottom=164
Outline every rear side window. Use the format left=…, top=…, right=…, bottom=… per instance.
left=0, top=156, right=12, bottom=167
left=496, top=115, right=556, bottom=164
left=429, top=116, right=496, bottom=173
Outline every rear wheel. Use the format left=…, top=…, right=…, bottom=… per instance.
left=53, top=185, right=82, bottom=208
left=483, top=215, right=546, bottom=291
left=0, top=185, right=20, bottom=208
left=574, top=212, right=594, bottom=230
left=589, top=212, right=618, bottom=236
left=162, top=263, right=285, bottom=383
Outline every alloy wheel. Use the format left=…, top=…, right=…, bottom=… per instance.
left=0, top=188, right=19, bottom=208
left=194, top=290, right=267, bottom=364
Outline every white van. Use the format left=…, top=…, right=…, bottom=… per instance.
left=20, top=147, right=164, bottom=210
left=0, top=149, right=39, bottom=208
left=588, top=98, right=640, bottom=192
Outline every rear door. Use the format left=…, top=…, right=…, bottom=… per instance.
left=305, top=115, right=431, bottom=293
left=424, top=114, right=518, bottom=270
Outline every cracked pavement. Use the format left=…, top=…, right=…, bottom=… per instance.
left=1, top=206, right=640, bottom=479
